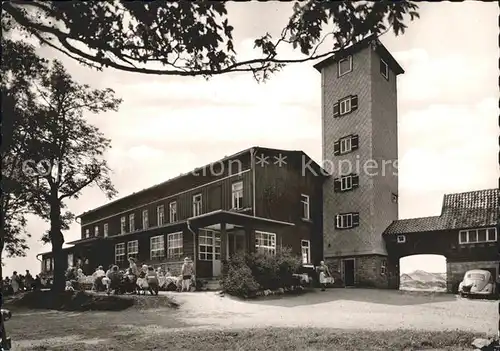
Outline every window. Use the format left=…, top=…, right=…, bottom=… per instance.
left=167, top=232, right=183, bottom=259
left=340, top=138, right=352, bottom=154
left=459, top=227, right=497, bottom=244
left=45, top=258, right=51, bottom=272
left=232, top=181, right=244, bottom=209
left=333, top=135, right=359, bottom=155
left=397, top=235, right=406, bottom=244
left=337, top=55, right=352, bottom=77
left=301, top=194, right=310, bottom=220
left=157, top=205, right=165, bottom=226
left=380, top=58, right=389, bottom=80
left=335, top=213, right=359, bottom=229
left=67, top=253, right=74, bottom=268
left=381, top=260, right=387, bottom=275
left=127, top=240, right=139, bottom=260
left=193, top=194, right=202, bottom=216
left=334, top=174, right=359, bottom=192
left=339, top=97, right=352, bottom=115
left=115, top=243, right=125, bottom=264
left=169, top=202, right=177, bottom=223
left=85, top=228, right=89, bottom=238
left=103, top=223, right=108, bottom=237
left=129, top=213, right=135, bottom=232
left=150, top=235, right=165, bottom=259
left=120, top=216, right=126, bottom=234
left=199, top=230, right=221, bottom=261
left=340, top=175, right=353, bottom=191
left=142, top=209, right=149, bottom=229
left=94, top=225, right=99, bottom=237
left=255, top=231, right=276, bottom=255
left=301, top=240, right=311, bottom=264
left=333, top=95, right=358, bottom=117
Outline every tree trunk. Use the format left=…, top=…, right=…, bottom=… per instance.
left=49, top=200, right=65, bottom=293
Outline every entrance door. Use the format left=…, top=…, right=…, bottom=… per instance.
left=212, top=231, right=222, bottom=277
left=342, top=259, right=355, bottom=287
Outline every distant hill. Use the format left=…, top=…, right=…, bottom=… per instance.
left=400, top=270, right=447, bottom=291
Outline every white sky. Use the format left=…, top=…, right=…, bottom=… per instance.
left=3, top=2, right=498, bottom=276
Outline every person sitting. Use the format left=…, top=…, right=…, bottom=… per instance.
left=106, top=265, right=121, bottom=295
left=136, top=265, right=149, bottom=294
left=146, top=266, right=159, bottom=296
left=92, top=266, right=106, bottom=291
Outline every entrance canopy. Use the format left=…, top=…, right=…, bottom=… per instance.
left=187, top=210, right=295, bottom=230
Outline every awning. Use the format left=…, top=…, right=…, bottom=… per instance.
left=66, top=236, right=103, bottom=246
left=187, top=210, right=295, bottom=229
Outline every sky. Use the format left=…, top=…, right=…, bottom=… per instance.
left=3, top=2, right=498, bottom=276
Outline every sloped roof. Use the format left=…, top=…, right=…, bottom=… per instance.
left=383, top=188, right=499, bottom=235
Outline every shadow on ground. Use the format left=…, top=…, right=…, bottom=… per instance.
left=244, top=288, right=458, bottom=307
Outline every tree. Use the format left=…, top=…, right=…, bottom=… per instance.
left=0, top=31, right=48, bottom=269
left=2, top=1, right=419, bottom=81
left=22, top=60, right=122, bottom=292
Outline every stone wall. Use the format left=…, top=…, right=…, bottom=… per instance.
left=446, top=260, right=498, bottom=293
left=325, top=254, right=391, bottom=288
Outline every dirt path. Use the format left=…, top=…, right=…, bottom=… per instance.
left=165, top=289, right=498, bottom=335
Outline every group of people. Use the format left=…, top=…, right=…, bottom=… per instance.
left=3, top=270, right=47, bottom=295
left=65, top=256, right=195, bottom=295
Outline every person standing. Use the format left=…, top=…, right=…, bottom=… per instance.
left=316, top=261, right=331, bottom=291
left=10, top=272, right=19, bottom=294
left=24, top=270, right=33, bottom=292
left=181, top=257, right=194, bottom=292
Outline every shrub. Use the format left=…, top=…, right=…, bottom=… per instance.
left=220, top=248, right=303, bottom=297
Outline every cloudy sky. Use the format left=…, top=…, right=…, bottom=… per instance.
left=4, top=2, right=498, bottom=276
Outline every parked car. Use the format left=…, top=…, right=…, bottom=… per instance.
left=1, top=308, right=12, bottom=350
left=458, top=269, right=495, bottom=298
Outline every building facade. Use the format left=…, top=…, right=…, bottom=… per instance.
left=314, top=37, right=402, bottom=288
left=39, top=147, right=326, bottom=279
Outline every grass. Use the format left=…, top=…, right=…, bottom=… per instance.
left=5, top=306, right=485, bottom=350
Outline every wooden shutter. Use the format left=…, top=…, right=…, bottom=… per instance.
left=351, top=135, right=359, bottom=151
left=350, top=95, right=358, bottom=111
left=334, top=215, right=340, bottom=229
left=351, top=174, right=359, bottom=189
left=333, top=178, right=341, bottom=192
left=333, top=102, right=340, bottom=117
left=333, top=141, right=340, bottom=155
left=352, top=212, right=360, bottom=227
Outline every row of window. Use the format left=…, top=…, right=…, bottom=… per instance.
left=458, top=227, right=497, bottom=245
left=337, top=54, right=389, bottom=80
left=84, top=181, right=245, bottom=238
left=113, top=230, right=312, bottom=265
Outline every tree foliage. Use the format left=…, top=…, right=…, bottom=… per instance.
left=2, top=0, right=419, bottom=81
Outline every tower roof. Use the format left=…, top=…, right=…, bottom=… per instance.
left=313, top=34, right=404, bottom=75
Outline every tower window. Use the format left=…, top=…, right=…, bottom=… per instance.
left=334, top=174, right=359, bottom=192
left=335, top=212, right=360, bottom=229
left=333, top=95, right=358, bottom=118
left=334, top=135, right=359, bottom=155
left=339, top=97, right=351, bottom=115
left=337, top=55, right=353, bottom=77
left=380, top=59, right=389, bottom=80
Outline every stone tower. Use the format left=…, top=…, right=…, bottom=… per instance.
left=314, top=37, right=403, bottom=288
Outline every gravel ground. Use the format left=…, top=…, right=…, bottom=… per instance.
left=165, top=288, right=498, bottom=335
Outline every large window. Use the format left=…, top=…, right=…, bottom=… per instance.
left=169, top=202, right=177, bottom=223
left=157, top=205, right=165, bottom=226
left=103, top=223, right=109, bottom=237
left=167, top=232, right=183, bottom=259
left=232, top=181, right=244, bottom=209
left=67, top=253, right=74, bottom=268
left=199, top=229, right=221, bottom=261
left=255, top=231, right=276, bottom=255
left=85, top=228, right=89, bottom=238
left=44, top=258, right=51, bottom=272
left=127, top=240, right=139, bottom=260
left=193, top=193, right=202, bottom=216
left=115, top=243, right=125, bottom=264
left=301, top=240, right=310, bottom=264
left=459, top=227, right=497, bottom=244
left=94, top=225, right=99, bottom=237
left=142, top=209, right=149, bottom=229
left=301, top=194, right=310, bottom=220
left=120, top=216, right=126, bottom=234
left=150, top=235, right=165, bottom=260
left=129, top=214, right=135, bottom=232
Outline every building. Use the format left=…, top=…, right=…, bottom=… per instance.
left=38, top=147, right=327, bottom=278
left=38, top=35, right=498, bottom=290
left=313, top=36, right=402, bottom=288
left=384, top=188, right=499, bottom=292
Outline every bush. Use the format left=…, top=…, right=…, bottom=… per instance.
left=220, top=248, right=303, bottom=297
